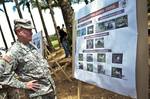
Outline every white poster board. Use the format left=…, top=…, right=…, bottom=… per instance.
left=73, top=0, right=137, bottom=98
left=32, top=31, right=44, bottom=55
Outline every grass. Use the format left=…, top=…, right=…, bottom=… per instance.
left=52, top=40, right=60, bottom=49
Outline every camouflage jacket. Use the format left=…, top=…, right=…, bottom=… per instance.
left=0, top=41, right=56, bottom=98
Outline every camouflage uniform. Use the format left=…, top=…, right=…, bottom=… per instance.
left=0, top=41, right=56, bottom=99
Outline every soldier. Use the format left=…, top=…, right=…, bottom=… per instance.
left=0, top=19, right=56, bottom=99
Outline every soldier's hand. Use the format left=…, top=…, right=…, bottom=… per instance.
left=25, top=80, right=40, bottom=91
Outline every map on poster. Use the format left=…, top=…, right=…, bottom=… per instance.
left=32, top=31, right=44, bottom=55
left=74, top=0, right=137, bottom=98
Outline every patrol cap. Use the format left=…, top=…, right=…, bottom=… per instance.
left=14, top=19, right=34, bottom=30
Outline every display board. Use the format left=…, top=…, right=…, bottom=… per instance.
left=32, top=31, right=44, bottom=55
left=73, top=0, right=137, bottom=98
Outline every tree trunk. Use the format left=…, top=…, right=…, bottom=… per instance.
left=26, top=2, right=37, bottom=33
left=58, top=0, right=74, bottom=48
left=0, top=0, right=4, bottom=4
left=14, top=0, right=23, bottom=18
left=35, top=0, right=54, bottom=52
left=3, top=2, right=16, bottom=42
left=84, top=0, right=89, bottom=4
left=0, top=25, right=8, bottom=50
left=46, top=0, right=61, bottom=47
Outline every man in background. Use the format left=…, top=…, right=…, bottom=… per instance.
left=57, top=26, right=70, bottom=58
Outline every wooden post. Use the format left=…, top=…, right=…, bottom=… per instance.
left=136, top=0, right=149, bottom=99
left=44, top=43, right=72, bottom=82
left=77, top=81, right=81, bottom=99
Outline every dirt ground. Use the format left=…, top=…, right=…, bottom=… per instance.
left=53, top=63, right=133, bottom=99
left=48, top=49, right=133, bottom=99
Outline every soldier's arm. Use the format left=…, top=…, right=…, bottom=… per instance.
left=0, top=58, right=27, bottom=89
left=0, top=58, right=40, bottom=91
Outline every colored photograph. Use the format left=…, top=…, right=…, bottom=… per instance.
left=97, top=53, right=106, bottom=62
left=87, top=54, right=93, bottom=62
left=111, top=67, right=122, bottom=79
left=95, top=38, right=104, bottom=48
left=87, top=64, right=93, bottom=72
left=87, top=25, right=94, bottom=34
left=80, top=28, right=86, bottom=36
left=86, top=39, right=94, bottom=49
left=112, top=53, right=123, bottom=64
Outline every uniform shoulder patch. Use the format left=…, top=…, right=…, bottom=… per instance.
left=2, top=55, right=13, bottom=63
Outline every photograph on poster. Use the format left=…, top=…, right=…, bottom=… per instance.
left=95, top=38, right=104, bottom=48
left=79, top=53, right=83, bottom=61
left=87, top=54, right=93, bottom=62
left=119, top=0, right=127, bottom=8
left=80, top=28, right=86, bottom=36
left=79, top=62, right=84, bottom=69
left=87, top=25, right=94, bottom=34
left=115, top=15, right=128, bottom=29
left=86, top=39, right=94, bottom=49
left=96, top=22, right=106, bottom=32
left=97, top=64, right=105, bottom=74
left=97, top=53, right=106, bottom=62
left=87, top=64, right=93, bottom=72
left=105, top=19, right=116, bottom=30
left=33, top=40, right=40, bottom=49
left=111, top=67, right=122, bottom=79
left=112, top=53, right=123, bottom=64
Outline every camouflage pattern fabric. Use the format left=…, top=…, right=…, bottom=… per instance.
left=0, top=41, right=56, bottom=98
left=6, top=87, right=29, bottom=99
left=0, top=89, right=7, bottom=99
left=31, top=92, right=55, bottom=99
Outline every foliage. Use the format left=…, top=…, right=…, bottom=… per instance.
left=50, top=34, right=59, bottom=49
left=31, top=0, right=48, bottom=9
left=71, top=0, right=95, bottom=5
left=30, top=0, right=96, bottom=9
left=52, top=40, right=59, bottom=48
left=0, top=0, right=13, bottom=19
left=49, top=34, right=58, bottom=41
left=0, top=0, right=13, bottom=4
left=12, top=0, right=31, bottom=11
left=12, top=0, right=48, bottom=11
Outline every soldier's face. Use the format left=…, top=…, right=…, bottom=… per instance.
left=17, top=28, right=33, bottom=43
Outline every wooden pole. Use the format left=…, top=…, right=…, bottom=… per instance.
left=3, top=2, right=16, bottom=42
left=35, top=0, right=54, bottom=52
left=77, top=81, right=81, bottom=99
left=136, top=0, right=149, bottom=98
left=26, top=2, right=38, bottom=33
left=0, top=25, right=8, bottom=50
left=46, top=0, right=61, bottom=47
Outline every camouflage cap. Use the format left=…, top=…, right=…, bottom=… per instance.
left=14, top=19, right=34, bottom=30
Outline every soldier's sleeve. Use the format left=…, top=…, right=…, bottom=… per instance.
left=0, top=48, right=27, bottom=89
